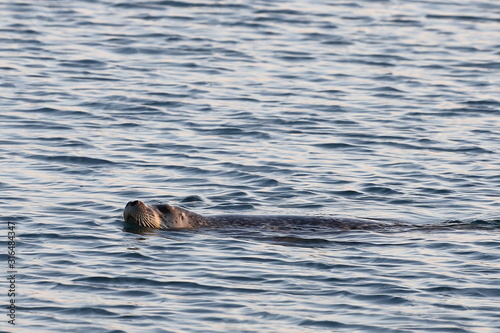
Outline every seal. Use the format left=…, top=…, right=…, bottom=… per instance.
left=123, top=200, right=389, bottom=231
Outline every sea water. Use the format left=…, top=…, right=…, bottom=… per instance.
left=0, top=0, right=499, bottom=332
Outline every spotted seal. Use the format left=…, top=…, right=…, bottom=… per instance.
left=123, top=200, right=390, bottom=230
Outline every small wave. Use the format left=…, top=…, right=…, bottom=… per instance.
left=180, top=195, right=204, bottom=203
left=362, top=186, right=402, bottom=195
left=268, top=236, right=331, bottom=247
left=464, top=100, right=500, bottom=107
left=299, top=319, right=347, bottom=329
left=58, top=307, right=117, bottom=316
left=426, top=14, right=500, bottom=23
left=21, top=107, right=91, bottom=118
left=75, top=276, right=266, bottom=294
left=441, top=219, right=500, bottom=230
left=194, top=126, right=271, bottom=139
left=59, top=59, right=107, bottom=68
left=29, top=154, right=115, bottom=166
left=314, top=142, right=360, bottom=150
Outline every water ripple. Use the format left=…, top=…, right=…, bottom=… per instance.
left=2, top=0, right=499, bottom=331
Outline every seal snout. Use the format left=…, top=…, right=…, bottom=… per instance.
left=126, top=200, right=143, bottom=208
left=123, top=200, right=160, bottom=228
left=124, top=200, right=143, bottom=222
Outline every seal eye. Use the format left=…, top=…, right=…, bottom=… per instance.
left=155, top=204, right=171, bottom=214
left=129, top=200, right=139, bottom=206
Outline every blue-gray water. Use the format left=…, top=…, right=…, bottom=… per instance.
left=1, top=0, right=499, bottom=332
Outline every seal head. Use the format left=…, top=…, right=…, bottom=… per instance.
left=123, top=200, right=202, bottom=229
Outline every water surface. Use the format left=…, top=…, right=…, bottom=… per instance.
left=1, top=0, right=499, bottom=332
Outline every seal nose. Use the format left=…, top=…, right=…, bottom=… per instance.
left=128, top=200, right=139, bottom=206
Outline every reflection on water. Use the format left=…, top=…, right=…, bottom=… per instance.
left=1, top=0, right=499, bottom=331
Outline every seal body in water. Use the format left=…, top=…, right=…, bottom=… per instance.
left=123, top=200, right=390, bottom=230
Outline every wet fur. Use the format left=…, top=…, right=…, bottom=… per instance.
left=123, top=200, right=389, bottom=231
